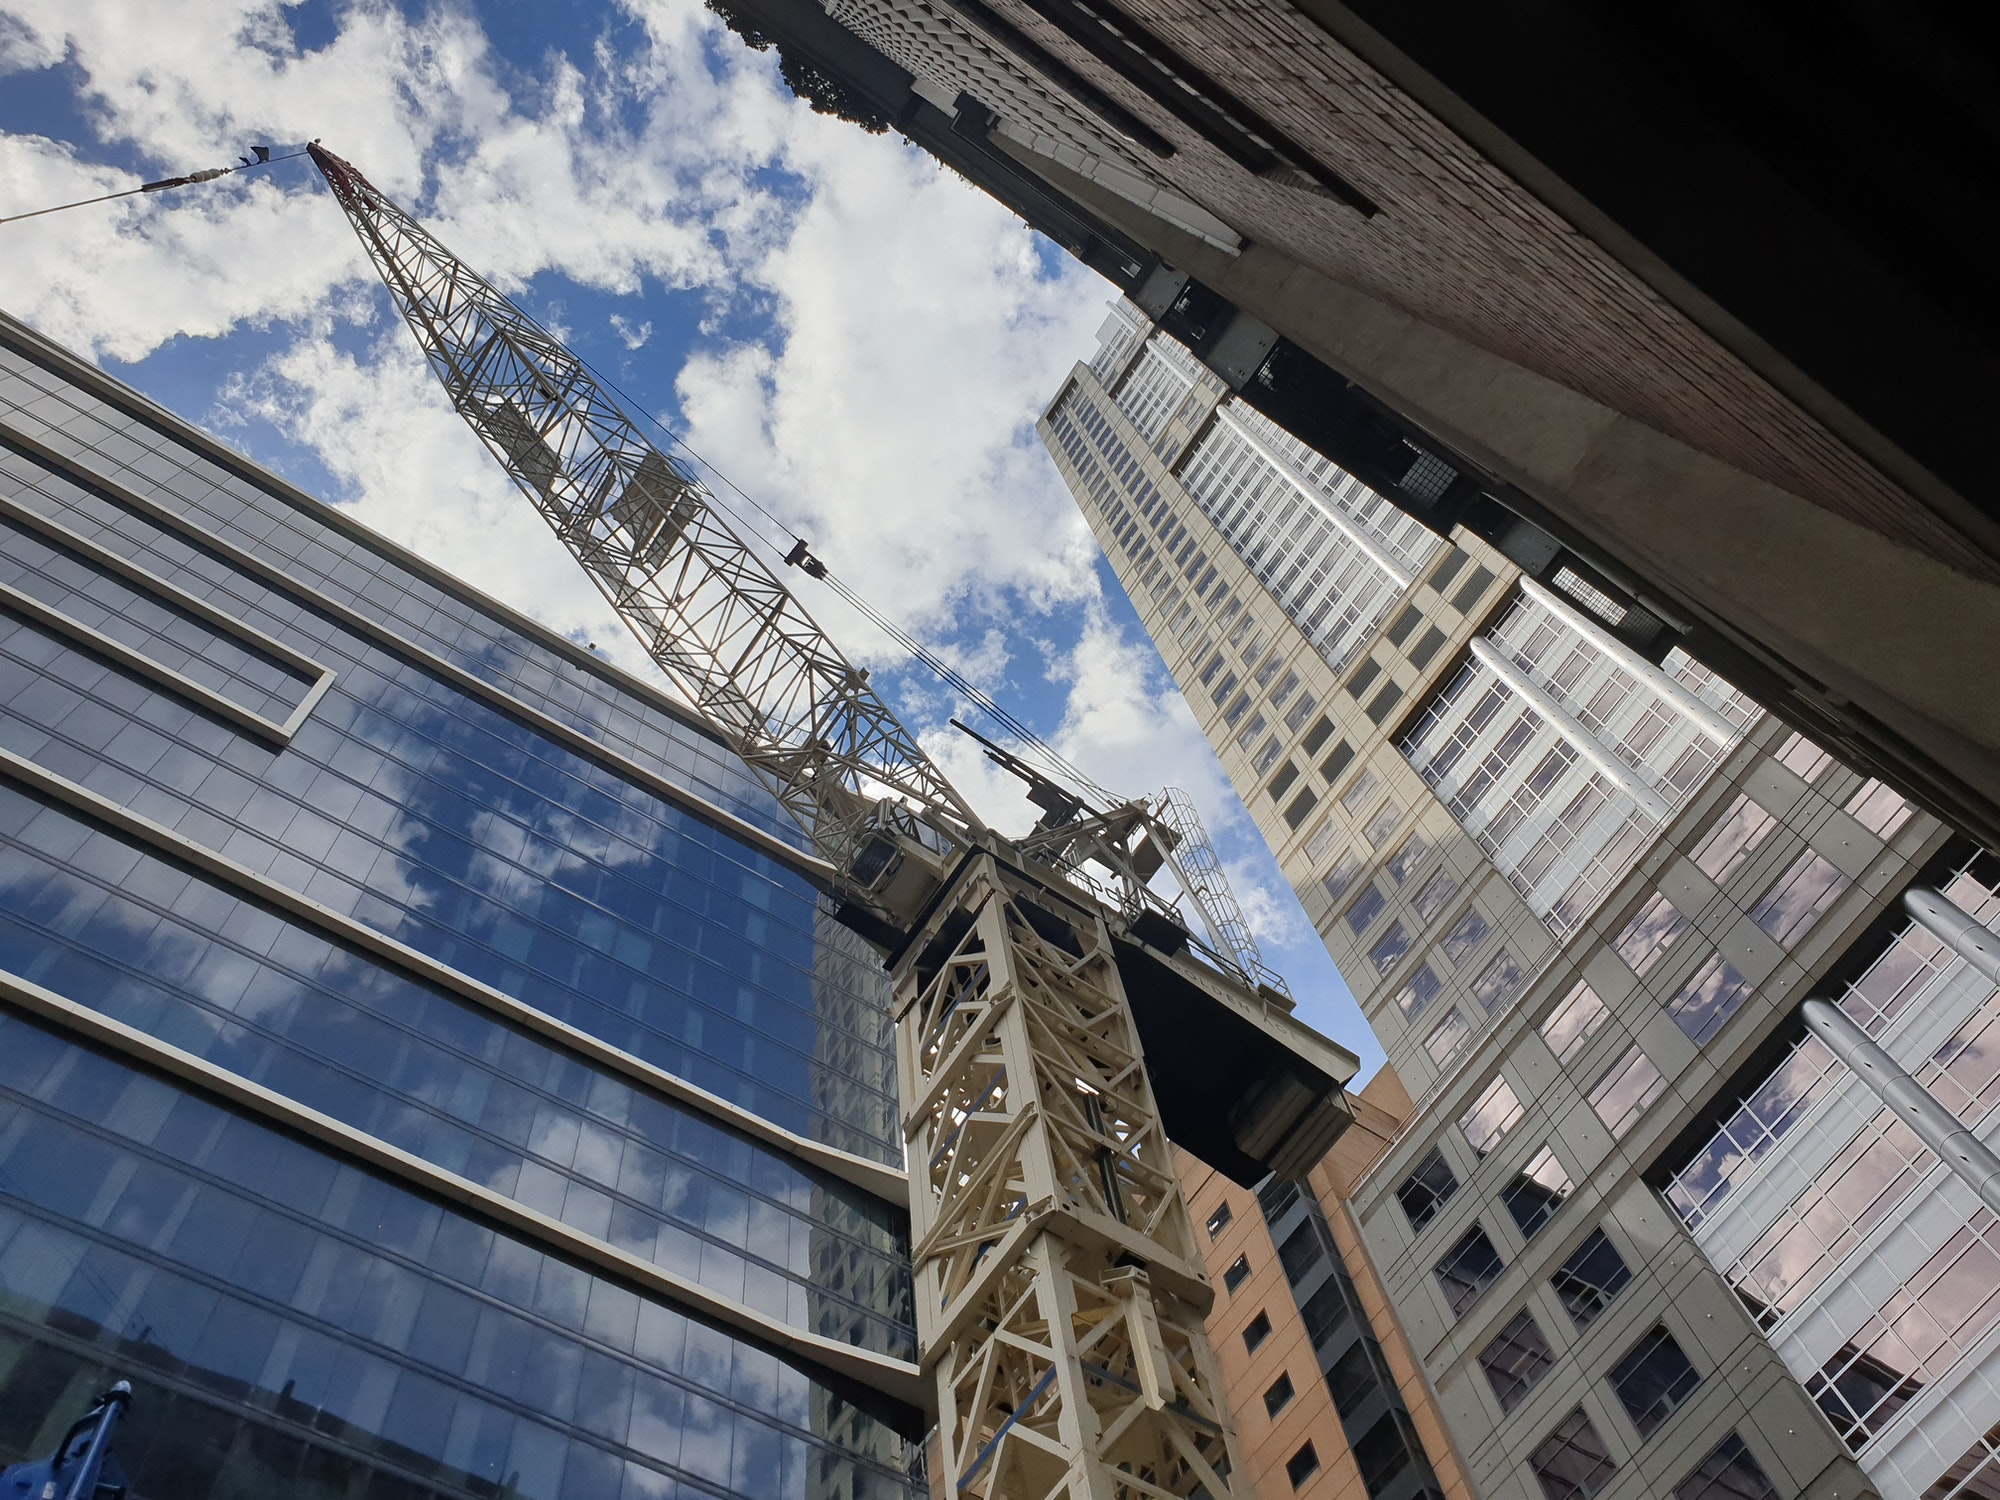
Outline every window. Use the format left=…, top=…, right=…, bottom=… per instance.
left=1529, top=1408, right=1617, bottom=1500
left=1675, top=1433, right=1778, bottom=1500
left=1265, top=1371, right=1296, bottom=1418
left=1284, top=789, right=1320, bottom=830
left=1223, top=1254, right=1251, bottom=1293
left=1845, top=779, right=1913, bottom=838
left=1427, top=1011, right=1471, bottom=1068
left=1206, top=1201, right=1233, bottom=1238
left=1442, top=908, right=1489, bottom=965
left=1502, top=1147, right=1573, bottom=1240
left=1300, top=715, right=1335, bottom=755
left=1386, top=833, right=1430, bottom=885
left=1413, top=870, right=1459, bottom=922
left=1243, top=1310, right=1272, bottom=1352
left=1431, top=547, right=1470, bottom=591
left=1588, top=1046, right=1666, bottom=1138
left=1540, top=981, right=1610, bottom=1065
left=1613, top=894, right=1690, bottom=977
left=1325, top=1337, right=1385, bottom=1418
left=1552, top=1230, right=1631, bottom=1329
left=1394, top=964, right=1441, bottom=1021
left=1480, top=1309, right=1557, bottom=1414
left=1283, top=691, right=1320, bottom=736
left=1451, top=566, right=1497, bottom=615
left=1236, top=711, right=1270, bottom=754
left=1363, top=799, right=1402, bottom=848
left=1366, top=682, right=1405, bottom=725
left=1608, top=1325, right=1701, bottom=1438
left=1354, top=1412, right=1420, bottom=1497
left=1346, top=884, right=1387, bottom=934
left=1286, top=1441, right=1320, bottom=1489
left=1301, top=1278, right=1351, bottom=1347
left=1409, top=624, right=1447, bottom=669
left=1368, top=923, right=1411, bottom=974
left=1269, top=761, right=1302, bottom=800
left=1321, top=851, right=1362, bottom=904
left=1749, top=851, right=1851, bottom=946
left=1692, top=793, right=1776, bottom=884
left=1320, top=740, right=1356, bottom=784
left=1340, top=767, right=1382, bottom=817
left=1348, top=660, right=1383, bottom=702
left=1396, top=1146, right=1459, bottom=1233
left=1252, top=736, right=1285, bottom=776
left=1473, top=950, right=1526, bottom=1012
left=1665, top=955, right=1753, bottom=1044
left=1776, top=731, right=1833, bottom=782
left=1459, top=1075, right=1525, bottom=1155
left=1279, top=1220, right=1327, bottom=1286
left=1435, top=1224, right=1504, bottom=1317
left=1386, top=604, right=1423, bottom=646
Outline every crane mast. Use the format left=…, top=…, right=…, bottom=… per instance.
left=310, top=144, right=1353, bottom=1500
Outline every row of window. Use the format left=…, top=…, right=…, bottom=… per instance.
left=0, top=368, right=791, bottom=841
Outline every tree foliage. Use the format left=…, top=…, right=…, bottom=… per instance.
left=706, top=0, right=894, bottom=135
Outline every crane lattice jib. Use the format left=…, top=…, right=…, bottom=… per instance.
left=307, top=145, right=981, bottom=876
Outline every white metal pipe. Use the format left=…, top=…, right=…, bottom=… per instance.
left=1802, top=997, right=2000, bottom=1217
left=1904, top=886, right=2000, bottom=989
left=1213, top=406, right=1414, bottom=590
left=1470, top=636, right=1672, bottom=823
left=1519, top=576, right=1738, bottom=745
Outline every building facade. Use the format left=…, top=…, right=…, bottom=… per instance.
left=722, top=0, right=2000, bottom=863
left=0, top=311, right=924, bottom=1499
left=1042, top=307, right=2000, bottom=1500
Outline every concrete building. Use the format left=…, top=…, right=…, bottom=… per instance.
left=711, top=0, right=2000, bottom=860
left=1041, top=306, right=2000, bottom=1500
left=0, top=311, right=925, bottom=1497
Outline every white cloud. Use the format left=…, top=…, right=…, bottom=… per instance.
left=610, top=313, right=654, bottom=349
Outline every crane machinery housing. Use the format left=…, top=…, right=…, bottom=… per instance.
left=307, top=143, right=1357, bottom=1500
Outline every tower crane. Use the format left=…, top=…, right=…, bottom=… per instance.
left=308, top=144, right=1355, bottom=1500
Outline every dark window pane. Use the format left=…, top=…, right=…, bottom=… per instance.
left=1287, top=1441, right=1321, bottom=1488
left=1396, top=1146, right=1458, bottom=1234
left=1205, top=1201, right=1233, bottom=1238
left=1300, top=1279, right=1351, bottom=1348
left=1480, top=1309, right=1556, bottom=1414
left=1501, top=1147, right=1573, bottom=1241
left=1279, top=1221, right=1326, bottom=1287
left=1265, top=1371, right=1295, bottom=1418
left=1530, top=1408, right=1617, bottom=1500
left=1326, top=1338, right=1387, bottom=1420
left=1551, top=1230, right=1630, bottom=1329
left=1675, top=1433, right=1778, bottom=1500
left=1354, top=1412, right=1416, bottom=1497
left=1223, top=1255, right=1251, bottom=1293
left=1435, top=1225, right=1504, bottom=1318
left=1608, top=1325, right=1702, bottom=1438
left=1243, top=1311, right=1272, bottom=1353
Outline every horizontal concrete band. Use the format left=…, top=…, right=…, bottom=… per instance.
left=0, top=743, right=907, bottom=1204
left=0, top=965, right=928, bottom=1412
left=0, top=416, right=839, bottom=888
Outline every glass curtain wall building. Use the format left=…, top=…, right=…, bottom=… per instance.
left=1040, top=303, right=1997, bottom=1500
left=0, top=311, right=922, bottom=1500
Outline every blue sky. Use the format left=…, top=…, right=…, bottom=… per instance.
left=0, top=0, right=1372, bottom=1074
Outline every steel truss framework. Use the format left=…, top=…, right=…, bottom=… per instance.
left=309, top=146, right=1248, bottom=1500
left=899, top=855, right=1239, bottom=1498
left=308, top=145, right=980, bottom=875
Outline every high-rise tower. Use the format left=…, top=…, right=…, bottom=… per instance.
left=1041, top=304, right=2000, bottom=1500
left=0, top=309, right=925, bottom=1498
